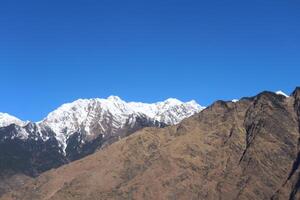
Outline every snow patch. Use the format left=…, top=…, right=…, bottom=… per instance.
left=276, top=91, right=289, bottom=97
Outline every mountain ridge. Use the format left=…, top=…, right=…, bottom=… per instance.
left=0, top=96, right=203, bottom=179
left=1, top=88, right=299, bottom=200
left=0, top=96, right=203, bottom=126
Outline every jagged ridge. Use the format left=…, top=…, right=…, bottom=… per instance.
left=0, top=96, right=203, bottom=177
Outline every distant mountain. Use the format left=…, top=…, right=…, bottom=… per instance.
left=41, top=96, right=203, bottom=153
left=0, top=97, right=203, bottom=177
left=2, top=88, right=300, bottom=200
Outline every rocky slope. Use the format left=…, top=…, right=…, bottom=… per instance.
left=2, top=88, right=300, bottom=200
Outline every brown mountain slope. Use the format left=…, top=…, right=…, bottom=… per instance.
left=2, top=88, right=300, bottom=200
left=0, top=172, right=32, bottom=197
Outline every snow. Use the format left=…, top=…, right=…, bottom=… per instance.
left=0, top=96, right=204, bottom=153
left=40, top=96, right=204, bottom=151
left=0, top=113, right=26, bottom=127
left=232, top=99, right=239, bottom=103
left=276, top=91, right=289, bottom=97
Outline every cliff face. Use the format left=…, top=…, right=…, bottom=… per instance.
left=2, top=88, right=300, bottom=200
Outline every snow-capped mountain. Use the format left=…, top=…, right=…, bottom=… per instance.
left=0, top=96, right=203, bottom=176
left=0, top=113, right=26, bottom=127
left=40, top=96, right=203, bottom=151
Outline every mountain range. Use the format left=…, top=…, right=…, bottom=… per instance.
left=2, top=89, right=300, bottom=200
left=0, top=97, right=203, bottom=179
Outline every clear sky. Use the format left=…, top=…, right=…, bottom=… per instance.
left=0, top=0, right=299, bottom=121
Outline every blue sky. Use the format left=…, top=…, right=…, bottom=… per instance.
left=0, top=0, right=299, bottom=121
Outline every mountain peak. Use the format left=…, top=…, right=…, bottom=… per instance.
left=292, top=87, right=300, bottom=99
left=164, top=98, right=183, bottom=105
left=0, top=112, right=25, bottom=127
left=38, top=96, right=204, bottom=152
left=107, top=95, right=123, bottom=102
left=276, top=90, right=289, bottom=97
